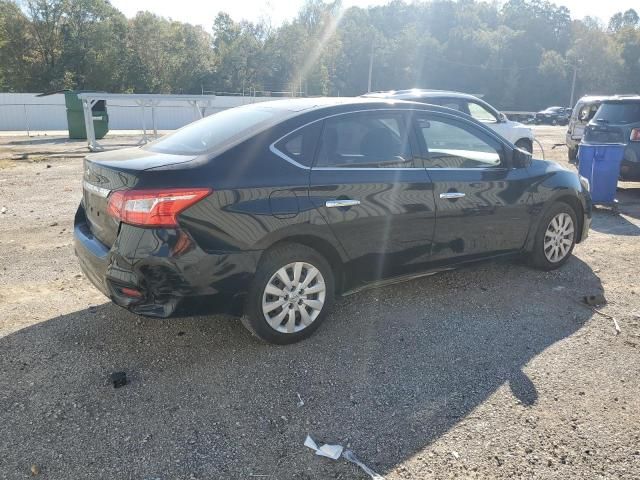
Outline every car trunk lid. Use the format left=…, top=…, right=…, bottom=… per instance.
left=82, top=148, right=197, bottom=246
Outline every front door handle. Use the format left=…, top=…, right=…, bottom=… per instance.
left=326, top=199, right=361, bottom=208
left=439, top=192, right=466, bottom=199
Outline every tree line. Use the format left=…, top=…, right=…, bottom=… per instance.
left=1, top=0, right=639, bottom=110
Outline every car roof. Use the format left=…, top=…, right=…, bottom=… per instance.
left=601, top=95, right=640, bottom=104
left=577, top=95, right=612, bottom=103
left=578, top=94, right=640, bottom=104
left=243, top=96, right=471, bottom=119
left=362, top=89, right=484, bottom=102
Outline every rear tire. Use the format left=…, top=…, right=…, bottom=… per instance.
left=528, top=202, right=578, bottom=271
left=241, top=243, right=335, bottom=344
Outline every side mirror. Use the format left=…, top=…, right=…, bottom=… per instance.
left=498, top=112, right=508, bottom=123
left=512, top=147, right=532, bottom=168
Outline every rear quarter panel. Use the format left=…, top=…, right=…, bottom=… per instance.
left=176, top=128, right=347, bottom=261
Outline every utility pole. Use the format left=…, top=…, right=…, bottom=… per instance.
left=367, top=39, right=374, bottom=93
left=569, top=63, right=578, bottom=107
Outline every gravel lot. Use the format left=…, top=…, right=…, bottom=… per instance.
left=1, top=126, right=639, bottom=479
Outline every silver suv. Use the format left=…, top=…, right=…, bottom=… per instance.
left=566, top=96, right=613, bottom=162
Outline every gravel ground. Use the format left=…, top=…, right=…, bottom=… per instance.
left=0, top=127, right=639, bottom=479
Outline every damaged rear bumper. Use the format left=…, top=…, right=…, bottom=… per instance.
left=73, top=204, right=260, bottom=317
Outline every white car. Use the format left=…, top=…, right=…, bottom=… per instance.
left=363, top=89, right=535, bottom=153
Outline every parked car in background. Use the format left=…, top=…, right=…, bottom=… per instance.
left=582, top=96, right=640, bottom=181
left=535, top=106, right=570, bottom=126
left=566, top=95, right=611, bottom=162
left=362, top=89, right=535, bottom=153
left=75, top=98, right=591, bottom=344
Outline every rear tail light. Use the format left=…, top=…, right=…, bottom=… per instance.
left=107, top=188, right=211, bottom=227
left=630, top=128, right=640, bottom=142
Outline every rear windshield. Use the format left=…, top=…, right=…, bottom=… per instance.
left=595, top=102, right=640, bottom=125
left=144, top=105, right=280, bottom=155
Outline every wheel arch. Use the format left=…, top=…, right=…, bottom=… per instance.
left=524, top=191, right=586, bottom=252
left=259, top=234, right=347, bottom=295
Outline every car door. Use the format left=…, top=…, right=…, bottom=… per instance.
left=308, top=110, right=436, bottom=283
left=413, top=113, right=533, bottom=262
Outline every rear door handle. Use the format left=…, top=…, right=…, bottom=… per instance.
left=439, top=192, right=466, bottom=199
left=326, top=199, right=361, bottom=208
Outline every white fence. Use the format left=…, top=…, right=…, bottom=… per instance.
left=0, top=93, right=288, bottom=133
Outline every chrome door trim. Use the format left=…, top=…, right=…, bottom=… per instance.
left=314, top=167, right=424, bottom=171
left=269, top=107, right=511, bottom=172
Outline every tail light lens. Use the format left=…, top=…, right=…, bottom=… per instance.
left=630, top=128, right=640, bottom=142
left=107, top=188, right=211, bottom=227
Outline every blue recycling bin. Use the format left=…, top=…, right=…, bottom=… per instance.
left=577, top=144, right=625, bottom=204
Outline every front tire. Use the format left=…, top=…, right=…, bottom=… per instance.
left=528, top=202, right=578, bottom=271
left=242, top=243, right=335, bottom=344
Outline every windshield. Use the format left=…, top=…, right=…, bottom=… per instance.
left=595, top=102, right=640, bottom=124
left=144, top=105, right=280, bottom=155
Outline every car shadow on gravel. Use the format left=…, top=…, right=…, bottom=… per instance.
left=0, top=257, right=601, bottom=479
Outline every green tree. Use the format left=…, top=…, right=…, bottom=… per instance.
left=0, top=1, right=36, bottom=90
left=125, top=12, right=214, bottom=93
left=212, top=12, right=266, bottom=93
left=608, top=9, right=639, bottom=32
left=60, top=0, right=129, bottom=91
left=22, top=0, right=66, bottom=88
left=0, top=0, right=638, bottom=108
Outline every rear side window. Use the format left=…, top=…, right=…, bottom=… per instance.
left=595, top=102, right=640, bottom=124
left=145, top=105, right=279, bottom=155
left=273, top=122, right=322, bottom=167
left=315, top=112, right=414, bottom=168
left=578, top=103, right=599, bottom=122
left=417, top=116, right=502, bottom=168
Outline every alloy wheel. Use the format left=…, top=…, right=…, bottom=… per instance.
left=262, top=261, right=326, bottom=333
left=543, top=212, right=574, bottom=263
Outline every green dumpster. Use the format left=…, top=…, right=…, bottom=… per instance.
left=64, top=90, right=109, bottom=140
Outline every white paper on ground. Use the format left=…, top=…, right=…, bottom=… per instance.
left=304, top=435, right=319, bottom=451
left=304, top=435, right=344, bottom=460
left=304, top=435, right=385, bottom=479
left=317, top=443, right=344, bottom=460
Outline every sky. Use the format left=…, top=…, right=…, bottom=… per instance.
left=109, top=0, right=637, bottom=29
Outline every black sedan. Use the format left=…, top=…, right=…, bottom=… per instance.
left=75, top=98, right=591, bottom=344
left=535, top=106, right=570, bottom=125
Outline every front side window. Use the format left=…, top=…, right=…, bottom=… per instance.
left=467, top=102, right=498, bottom=123
left=315, top=112, right=413, bottom=168
left=417, top=117, right=502, bottom=168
